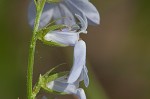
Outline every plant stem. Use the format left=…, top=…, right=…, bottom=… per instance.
left=27, top=1, right=46, bottom=99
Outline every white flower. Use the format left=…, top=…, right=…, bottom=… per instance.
left=47, top=75, right=86, bottom=99
left=43, top=14, right=87, bottom=46
left=28, top=0, right=100, bottom=28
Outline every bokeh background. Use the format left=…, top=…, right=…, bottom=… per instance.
left=0, top=0, right=150, bottom=99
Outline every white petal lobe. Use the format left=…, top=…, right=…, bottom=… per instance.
left=44, top=31, right=79, bottom=46
left=67, top=40, right=86, bottom=83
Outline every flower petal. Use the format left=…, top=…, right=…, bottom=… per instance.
left=76, top=88, right=86, bottom=99
left=64, top=0, right=100, bottom=25
left=53, top=3, right=76, bottom=26
left=67, top=40, right=86, bottom=83
left=47, top=76, right=78, bottom=94
left=28, top=1, right=54, bottom=28
left=47, top=76, right=87, bottom=99
left=83, top=65, right=89, bottom=87
left=75, top=14, right=87, bottom=33
left=77, top=65, right=89, bottom=87
left=39, top=3, right=54, bottom=27
left=44, top=31, right=79, bottom=46
left=28, top=1, right=36, bottom=28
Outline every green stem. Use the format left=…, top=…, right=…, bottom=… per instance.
left=27, top=1, right=46, bottom=99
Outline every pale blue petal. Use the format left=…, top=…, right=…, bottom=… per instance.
left=77, top=66, right=89, bottom=87
left=76, top=88, right=86, bottom=99
left=83, top=65, right=89, bottom=87
left=28, top=1, right=36, bottom=28
left=39, top=3, right=54, bottom=28
left=75, top=14, right=87, bottom=33
left=64, top=0, right=100, bottom=25
left=47, top=81, right=77, bottom=93
left=47, top=76, right=87, bottom=99
left=47, top=76, right=79, bottom=94
left=28, top=2, right=54, bottom=28
left=53, top=3, right=75, bottom=26
left=44, top=30, right=79, bottom=46
left=78, top=69, right=84, bottom=82
left=67, top=40, right=86, bottom=83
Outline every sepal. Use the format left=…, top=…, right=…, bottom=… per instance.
left=32, top=64, right=69, bottom=98
left=38, top=24, right=66, bottom=36
left=43, top=63, right=66, bottom=78
left=46, top=0, right=61, bottom=3
left=37, top=24, right=67, bottom=47
left=34, top=0, right=46, bottom=10
left=41, top=71, right=69, bottom=94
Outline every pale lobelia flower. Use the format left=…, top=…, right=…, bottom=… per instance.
left=46, top=40, right=88, bottom=99
left=28, top=0, right=100, bottom=28
left=43, top=14, right=87, bottom=47
left=47, top=75, right=87, bottom=99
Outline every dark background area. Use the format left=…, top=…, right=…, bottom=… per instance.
left=0, top=0, right=150, bottom=99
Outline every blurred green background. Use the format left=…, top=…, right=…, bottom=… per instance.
left=0, top=0, right=150, bottom=99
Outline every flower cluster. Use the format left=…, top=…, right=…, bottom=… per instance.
left=28, top=0, right=100, bottom=99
